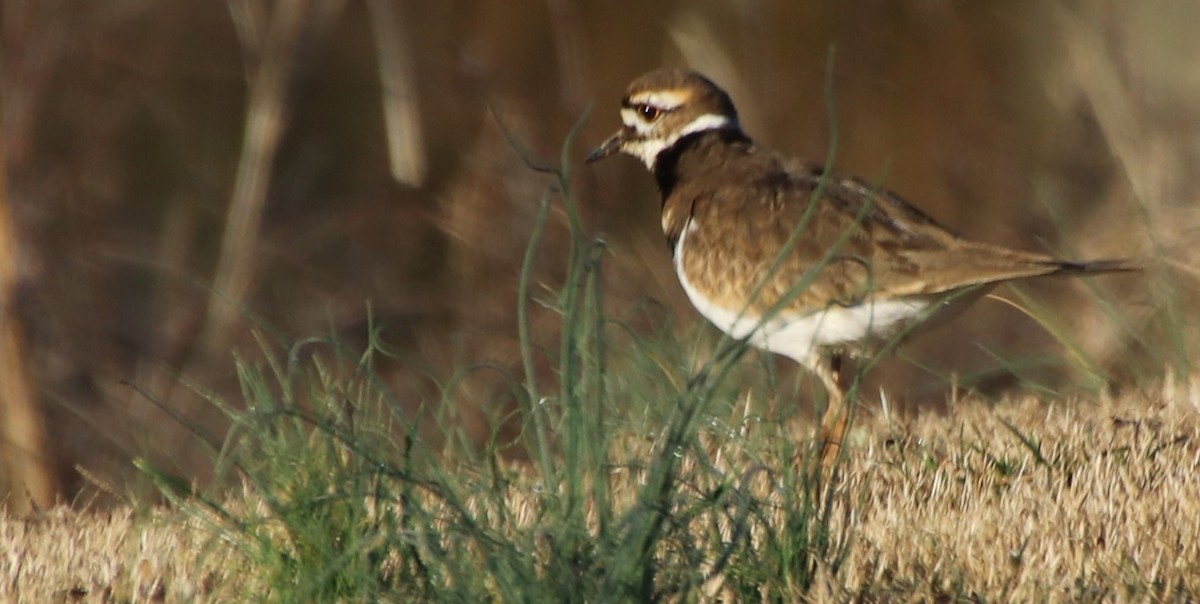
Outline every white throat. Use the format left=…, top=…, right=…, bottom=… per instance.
left=624, top=113, right=736, bottom=169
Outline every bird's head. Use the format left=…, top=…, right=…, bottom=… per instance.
left=586, top=69, right=741, bottom=170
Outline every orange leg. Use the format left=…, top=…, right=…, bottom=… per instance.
left=814, top=352, right=849, bottom=470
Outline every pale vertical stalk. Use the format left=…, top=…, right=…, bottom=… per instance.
left=0, top=0, right=62, bottom=513
left=0, top=116, right=57, bottom=513
left=544, top=0, right=588, bottom=108
left=202, top=0, right=311, bottom=352
left=366, top=0, right=425, bottom=186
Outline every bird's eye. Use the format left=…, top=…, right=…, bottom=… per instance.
left=637, top=104, right=661, bottom=121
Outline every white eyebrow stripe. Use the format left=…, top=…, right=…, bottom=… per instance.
left=628, top=89, right=690, bottom=110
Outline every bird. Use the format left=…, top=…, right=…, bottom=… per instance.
left=585, top=68, right=1137, bottom=468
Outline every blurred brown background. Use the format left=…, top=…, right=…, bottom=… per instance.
left=2, top=1, right=1197, bottom=512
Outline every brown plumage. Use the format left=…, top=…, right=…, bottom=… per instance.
left=587, top=68, right=1137, bottom=468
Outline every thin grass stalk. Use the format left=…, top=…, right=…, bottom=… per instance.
left=742, top=48, right=844, bottom=323
left=971, top=344, right=1062, bottom=397
left=694, top=47, right=850, bottom=445
left=517, top=191, right=553, bottom=481
left=610, top=317, right=756, bottom=597
left=500, top=104, right=590, bottom=491
left=583, top=239, right=613, bottom=534
left=598, top=92, right=867, bottom=589
left=557, top=117, right=589, bottom=495
left=1003, top=287, right=1108, bottom=383
left=1033, top=183, right=1154, bottom=374
left=697, top=88, right=842, bottom=382
left=552, top=111, right=594, bottom=537
left=1131, top=194, right=1192, bottom=374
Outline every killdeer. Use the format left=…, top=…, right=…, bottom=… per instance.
left=586, top=68, right=1136, bottom=466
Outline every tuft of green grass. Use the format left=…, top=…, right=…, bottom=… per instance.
left=131, top=112, right=851, bottom=602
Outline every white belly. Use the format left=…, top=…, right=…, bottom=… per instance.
left=673, top=220, right=930, bottom=364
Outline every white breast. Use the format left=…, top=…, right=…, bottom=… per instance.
left=673, top=219, right=929, bottom=364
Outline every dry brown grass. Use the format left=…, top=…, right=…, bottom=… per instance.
left=8, top=1, right=1197, bottom=511
left=829, top=394, right=1200, bottom=600
left=5, top=381, right=1198, bottom=602
left=2, top=507, right=224, bottom=602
